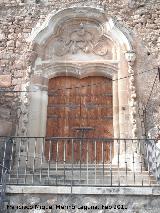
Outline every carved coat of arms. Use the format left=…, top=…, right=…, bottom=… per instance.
left=53, top=23, right=108, bottom=57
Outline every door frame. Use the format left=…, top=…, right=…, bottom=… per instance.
left=28, top=63, right=119, bottom=138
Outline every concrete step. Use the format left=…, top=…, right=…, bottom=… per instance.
left=9, top=172, right=155, bottom=179
left=7, top=177, right=157, bottom=186
left=7, top=172, right=157, bottom=186
left=36, top=170, right=150, bottom=175
left=12, top=166, right=147, bottom=174
left=9, top=169, right=152, bottom=178
left=36, top=163, right=146, bottom=170
left=7, top=163, right=158, bottom=186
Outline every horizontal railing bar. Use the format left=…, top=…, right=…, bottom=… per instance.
left=3, top=182, right=158, bottom=186
left=0, top=136, right=158, bottom=140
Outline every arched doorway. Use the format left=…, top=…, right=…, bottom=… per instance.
left=45, top=76, right=113, bottom=162
left=26, top=7, right=138, bottom=167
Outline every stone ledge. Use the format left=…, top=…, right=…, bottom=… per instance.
left=5, top=185, right=160, bottom=195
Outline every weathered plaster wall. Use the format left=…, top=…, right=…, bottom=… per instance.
left=7, top=193, right=160, bottom=213
left=0, top=0, right=160, bottom=136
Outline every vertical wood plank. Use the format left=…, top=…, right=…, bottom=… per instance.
left=46, top=76, right=113, bottom=162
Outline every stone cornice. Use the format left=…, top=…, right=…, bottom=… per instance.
left=34, top=62, right=118, bottom=79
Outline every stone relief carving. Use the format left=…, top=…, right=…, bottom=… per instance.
left=34, top=20, right=116, bottom=61
left=93, top=36, right=109, bottom=56
left=53, top=24, right=108, bottom=57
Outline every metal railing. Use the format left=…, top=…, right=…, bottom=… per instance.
left=0, top=164, right=10, bottom=212
left=143, top=139, right=160, bottom=182
left=0, top=137, right=159, bottom=187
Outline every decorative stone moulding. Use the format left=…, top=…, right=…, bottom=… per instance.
left=17, top=48, right=34, bottom=137
left=34, top=63, right=118, bottom=79
left=125, top=51, right=136, bottom=64
left=23, top=45, right=36, bottom=134
left=19, top=81, right=30, bottom=136
left=125, top=51, right=137, bottom=141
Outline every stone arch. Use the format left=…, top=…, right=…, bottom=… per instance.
left=25, top=7, right=137, bottom=142
left=29, top=7, right=133, bottom=53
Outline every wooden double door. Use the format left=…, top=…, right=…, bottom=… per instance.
left=45, top=76, right=113, bottom=162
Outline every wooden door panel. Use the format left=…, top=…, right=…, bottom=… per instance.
left=45, top=76, right=113, bottom=162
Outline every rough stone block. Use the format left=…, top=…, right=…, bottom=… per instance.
left=0, top=31, right=5, bottom=40
left=7, top=40, right=15, bottom=47
left=0, top=74, right=11, bottom=87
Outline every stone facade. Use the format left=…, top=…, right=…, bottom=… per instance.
left=6, top=193, right=160, bottom=213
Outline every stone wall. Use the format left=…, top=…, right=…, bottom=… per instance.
left=0, top=0, right=160, bottom=136
left=6, top=193, right=160, bottom=213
